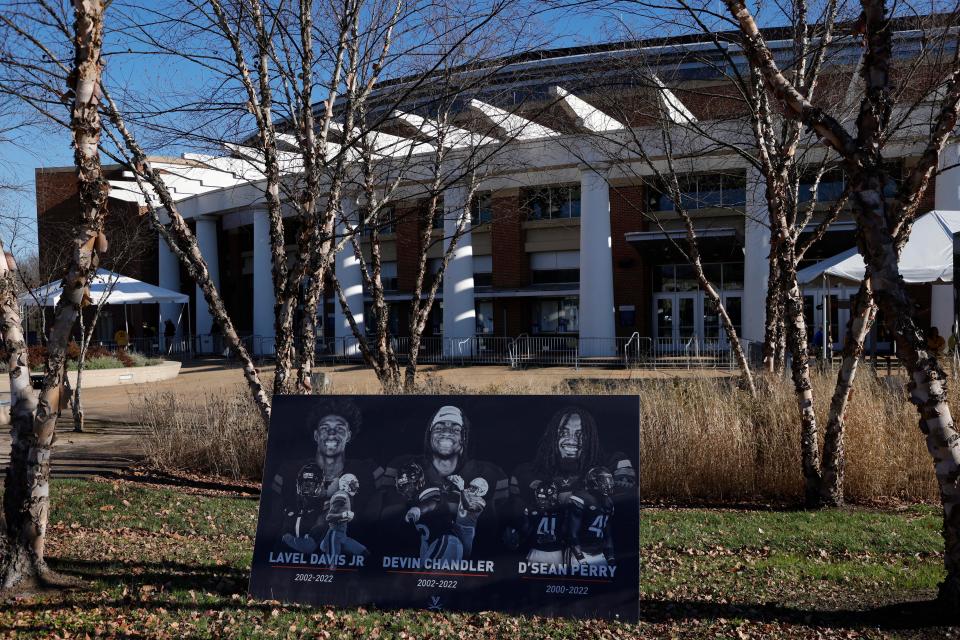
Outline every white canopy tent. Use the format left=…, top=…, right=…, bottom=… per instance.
left=795, top=210, right=960, bottom=354
left=19, top=269, right=191, bottom=354
left=797, top=210, right=960, bottom=284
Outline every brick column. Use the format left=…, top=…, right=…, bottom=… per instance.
left=610, top=184, right=648, bottom=337
left=491, top=189, right=528, bottom=289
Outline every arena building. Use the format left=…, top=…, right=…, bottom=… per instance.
left=35, top=19, right=960, bottom=363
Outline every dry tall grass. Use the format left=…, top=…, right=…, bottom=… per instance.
left=135, top=370, right=940, bottom=502
left=134, top=390, right=266, bottom=481
left=635, top=373, right=938, bottom=502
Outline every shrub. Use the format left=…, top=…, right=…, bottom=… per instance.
left=82, top=356, right=125, bottom=370
left=134, top=371, right=940, bottom=503
left=134, top=389, right=266, bottom=481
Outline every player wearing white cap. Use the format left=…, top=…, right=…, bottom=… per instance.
left=379, top=404, right=508, bottom=559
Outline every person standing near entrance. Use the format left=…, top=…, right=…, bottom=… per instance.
left=163, top=319, right=176, bottom=355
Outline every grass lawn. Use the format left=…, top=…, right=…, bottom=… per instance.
left=0, top=478, right=953, bottom=638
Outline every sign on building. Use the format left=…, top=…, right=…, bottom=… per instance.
left=249, top=395, right=640, bottom=621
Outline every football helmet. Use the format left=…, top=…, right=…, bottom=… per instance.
left=338, top=473, right=359, bottom=496
left=296, top=463, right=327, bottom=505
left=585, top=466, right=614, bottom=496
left=534, top=480, right=559, bottom=509
left=396, top=463, right=425, bottom=500
left=464, top=477, right=488, bottom=498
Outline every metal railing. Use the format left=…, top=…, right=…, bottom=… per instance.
left=120, top=331, right=757, bottom=370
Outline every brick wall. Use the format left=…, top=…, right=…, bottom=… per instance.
left=35, top=168, right=158, bottom=285
left=491, top=190, right=528, bottom=288
left=610, top=184, right=650, bottom=337
left=394, top=205, right=421, bottom=291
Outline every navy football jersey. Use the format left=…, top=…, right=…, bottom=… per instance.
left=566, top=490, right=614, bottom=555
left=521, top=506, right=566, bottom=552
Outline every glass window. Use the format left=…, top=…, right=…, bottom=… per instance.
left=722, top=173, right=746, bottom=206
left=647, top=171, right=747, bottom=211
left=703, top=297, right=721, bottom=339
left=656, top=297, right=673, bottom=339
left=522, top=184, right=581, bottom=220
left=725, top=296, right=742, bottom=336
left=560, top=297, right=579, bottom=332
left=361, top=206, right=394, bottom=235
left=654, top=264, right=675, bottom=292
left=698, top=173, right=724, bottom=208
left=532, top=298, right=578, bottom=334
left=675, top=264, right=698, bottom=292
left=524, top=187, right=550, bottom=220
left=817, top=171, right=845, bottom=202
left=723, top=263, right=744, bottom=290
left=471, top=192, right=493, bottom=226
left=531, top=269, right=579, bottom=285
left=476, top=302, right=494, bottom=334
left=559, top=185, right=581, bottom=218
left=654, top=262, right=744, bottom=293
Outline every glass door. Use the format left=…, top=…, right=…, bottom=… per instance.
left=654, top=293, right=701, bottom=350
left=677, top=294, right=697, bottom=348
left=655, top=296, right=674, bottom=350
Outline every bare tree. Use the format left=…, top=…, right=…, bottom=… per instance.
left=327, top=11, right=555, bottom=390
left=573, top=79, right=759, bottom=393
left=0, top=0, right=108, bottom=590
left=723, top=0, right=960, bottom=605
left=592, top=0, right=903, bottom=505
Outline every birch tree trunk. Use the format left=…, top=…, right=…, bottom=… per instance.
left=763, top=249, right=783, bottom=374
left=0, top=0, right=108, bottom=590
left=723, top=0, right=960, bottom=604
left=103, top=93, right=272, bottom=423
left=819, top=277, right=876, bottom=506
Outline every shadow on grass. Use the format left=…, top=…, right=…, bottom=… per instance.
left=639, top=597, right=954, bottom=630
left=110, top=469, right=261, bottom=497
left=25, top=558, right=955, bottom=631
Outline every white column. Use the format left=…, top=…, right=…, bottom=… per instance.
left=442, top=186, right=475, bottom=356
left=334, top=197, right=364, bottom=356
left=936, top=142, right=960, bottom=210
left=932, top=283, right=954, bottom=339
left=194, top=217, right=219, bottom=353
left=742, top=166, right=770, bottom=346
left=578, top=164, right=616, bottom=357
left=157, top=233, right=181, bottom=350
left=252, top=209, right=275, bottom=355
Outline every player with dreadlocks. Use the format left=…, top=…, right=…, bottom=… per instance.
left=509, top=405, right=635, bottom=508
left=378, top=405, right=508, bottom=558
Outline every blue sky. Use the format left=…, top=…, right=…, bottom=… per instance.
left=0, top=1, right=663, bottom=258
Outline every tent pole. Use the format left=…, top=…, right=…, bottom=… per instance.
left=187, top=301, right=193, bottom=360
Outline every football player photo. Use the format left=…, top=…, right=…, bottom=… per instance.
left=567, top=467, right=616, bottom=569
left=379, top=404, right=508, bottom=558
left=270, top=398, right=382, bottom=560
left=510, top=405, right=636, bottom=505
left=504, top=479, right=567, bottom=566
left=395, top=463, right=477, bottom=562
left=317, top=473, right=370, bottom=567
